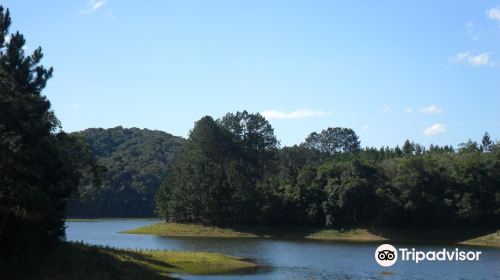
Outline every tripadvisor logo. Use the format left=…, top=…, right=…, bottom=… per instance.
left=375, top=244, right=482, bottom=267
left=375, top=244, right=398, bottom=267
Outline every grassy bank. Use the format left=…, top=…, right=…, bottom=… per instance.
left=123, top=222, right=260, bottom=238
left=459, top=231, right=500, bottom=247
left=66, top=218, right=161, bottom=222
left=121, top=222, right=331, bottom=238
left=3, top=242, right=260, bottom=280
left=123, top=222, right=500, bottom=247
left=122, top=223, right=387, bottom=241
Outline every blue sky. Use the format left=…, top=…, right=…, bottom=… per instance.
left=4, top=1, right=500, bottom=147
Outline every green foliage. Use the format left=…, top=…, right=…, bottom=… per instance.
left=157, top=112, right=279, bottom=225
left=157, top=113, right=499, bottom=229
left=68, top=126, right=184, bottom=218
left=323, top=160, right=379, bottom=227
left=0, top=5, right=96, bottom=258
left=481, top=131, right=493, bottom=152
left=301, top=127, right=360, bottom=155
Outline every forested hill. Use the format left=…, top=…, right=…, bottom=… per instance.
left=67, top=127, right=185, bottom=218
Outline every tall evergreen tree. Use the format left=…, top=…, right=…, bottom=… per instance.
left=156, top=116, right=235, bottom=224
left=0, top=6, right=96, bottom=257
left=481, top=132, right=493, bottom=152
left=402, top=140, right=415, bottom=155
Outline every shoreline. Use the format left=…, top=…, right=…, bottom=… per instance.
left=8, top=242, right=262, bottom=280
left=66, top=218, right=161, bottom=222
left=122, top=222, right=500, bottom=248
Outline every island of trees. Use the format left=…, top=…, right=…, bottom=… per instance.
left=156, top=112, right=500, bottom=229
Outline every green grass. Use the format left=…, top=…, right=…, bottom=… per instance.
left=119, top=249, right=259, bottom=275
left=121, top=222, right=389, bottom=241
left=122, top=222, right=261, bottom=238
left=2, top=242, right=260, bottom=280
left=460, top=231, right=500, bottom=247
left=123, top=222, right=500, bottom=247
left=66, top=218, right=161, bottom=222
left=307, top=228, right=386, bottom=241
left=65, top=218, right=103, bottom=222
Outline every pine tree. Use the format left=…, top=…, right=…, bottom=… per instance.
left=481, top=132, right=493, bottom=152
left=402, top=140, right=415, bottom=155
left=0, top=5, right=96, bottom=257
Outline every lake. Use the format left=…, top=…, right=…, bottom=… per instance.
left=66, top=219, right=499, bottom=280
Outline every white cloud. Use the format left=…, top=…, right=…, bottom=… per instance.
left=261, top=108, right=330, bottom=120
left=464, top=21, right=479, bottom=40
left=81, top=0, right=107, bottom=14
left=404, top=108, right=412, bottom=113
left=456, top=51, right=470, bottom=61
left=362, top=125, right=369, bottom=130
left=486, top=8, right=500, bottom=22
left=419, top=105, right=443, bottom=115
left=450, top=51, right=493, bottom=66
left=423, top=123, right=446, bottom=136
left=468, top=53, right=492, bottom=66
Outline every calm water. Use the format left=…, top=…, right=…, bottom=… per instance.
left=66, top=219, right=499, bottom=280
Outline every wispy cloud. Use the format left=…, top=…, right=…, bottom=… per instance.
left=404, top=108, right=413, bottom=113
left=450, top=51, right=493, bottom=66
left=423, top=123, right=446, bottom=136
left=465, top=21, right=479, bottom=40
left=261, top=108, right=330, bottom=120
left=469, top=53, right=493, bottom=66
left=419, top=105, right=443, bottom=115
left=486, top=8, right=500, bottom=22
left=362, top=125, right=370, bottom=130
left=81, top=0, right=107, bottom=14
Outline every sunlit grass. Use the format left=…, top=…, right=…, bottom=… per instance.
left=123, top=222, right=500, bottom=247
left=5, top=242, right=260, bottom=280
left=122, top=222, right=386, bottom=241
left=122, top=222, right=260, bottom=238
left=460, top=231, right=500, bottom=247
left=307, top=228, right=386, bottom=241
left=115, top=249, right=259, bottom=275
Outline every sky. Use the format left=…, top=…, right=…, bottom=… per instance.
left=3, top=0, right=500, bottom=147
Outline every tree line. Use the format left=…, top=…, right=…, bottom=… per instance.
left=157, top=113, right=500, bottom=228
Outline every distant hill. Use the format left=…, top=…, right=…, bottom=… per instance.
left=67, top=126, right=185, bottom=218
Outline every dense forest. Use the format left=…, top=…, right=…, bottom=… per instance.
left=157, top=112, right=500, bottom=229
left=68, top=127, right=184, bottom=217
